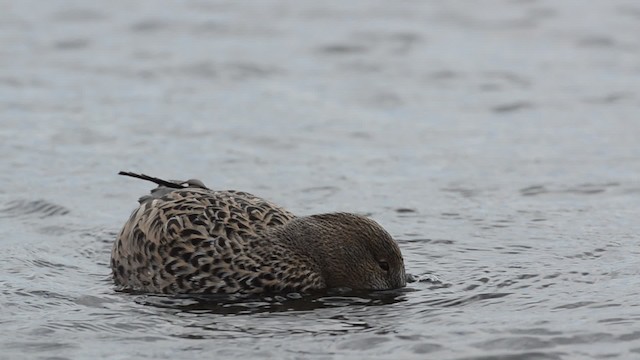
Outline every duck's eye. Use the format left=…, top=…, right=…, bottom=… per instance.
left=378, top=260, right=389, bottom=272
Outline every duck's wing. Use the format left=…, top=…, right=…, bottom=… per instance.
left=112, top=181, right=297, bottom=293
left=112, top=190, right=219, bottom=292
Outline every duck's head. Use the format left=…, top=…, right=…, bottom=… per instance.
left=281, top=213, right=407, bottom=291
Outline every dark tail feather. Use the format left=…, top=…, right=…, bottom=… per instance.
left=118, top=171, right=185, bottom=189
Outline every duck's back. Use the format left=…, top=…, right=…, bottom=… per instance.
left=111, top=186, right=298, bottom=294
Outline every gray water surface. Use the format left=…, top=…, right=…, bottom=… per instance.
left=2, top=1, right=640, bottom=359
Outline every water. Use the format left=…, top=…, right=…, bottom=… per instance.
left=1, top=0, right=640, bottom=358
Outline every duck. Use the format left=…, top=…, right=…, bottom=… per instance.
left=111, top=171, right=406, bottom=294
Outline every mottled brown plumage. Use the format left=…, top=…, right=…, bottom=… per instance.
left=111, top=172, right=406, bottom=294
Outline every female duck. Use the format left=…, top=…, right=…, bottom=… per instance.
left=111, top=172, right=406, bottom=294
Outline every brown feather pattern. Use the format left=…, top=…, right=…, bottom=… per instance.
left=111, top=172, right=406, bottom=295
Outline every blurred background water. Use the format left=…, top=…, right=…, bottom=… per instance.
left=1, top=0, right=640, bottom=359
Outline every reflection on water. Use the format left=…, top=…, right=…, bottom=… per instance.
left=2, top=0, right=640, bottom=359
left=134, top=288, right=410, bottom=315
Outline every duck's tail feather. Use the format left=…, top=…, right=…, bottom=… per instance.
left=118, top=171, right=185, bottom=189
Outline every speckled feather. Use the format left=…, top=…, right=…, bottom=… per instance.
left=112, top=172, right=406, bottom=295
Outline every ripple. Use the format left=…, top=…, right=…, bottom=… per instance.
left=520, top=183, right=619, bottom=196
left=395, top=207, right=417, bottom=213
left=422, top=292, right=512, bottom=307
left=552, top=301, right=596, bottom=310
left=130, top=19, right=174, bottom=32
left=131, top=289, right=409, bottom=314
left=459, top=351, right=564, bottom=360
left=54, top=38, right=90, bottom=50
left=411, top=342, right=444, bottom=354
left=336, top=336, right=390, bottom=350
left=5, top=341, right=76, bottom=351
left=413, top=273, right=443, bottom=284
left=318, top=44, right=370, bottom=55
left=51, top=8, right=106, bottom=22
left=475, top=336, right=550, bottom=350
left=1, top=199, right=69, bottom=218
left=491, top=101, right=533, bottom=113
